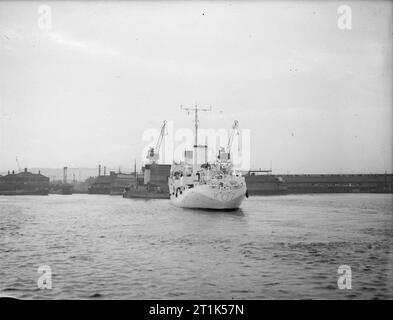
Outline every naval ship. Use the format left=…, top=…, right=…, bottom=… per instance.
left=168, top=105, right=248, bottom=210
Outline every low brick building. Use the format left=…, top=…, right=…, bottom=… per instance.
left=88, top=171, right=118, bottom=194
left=0, top=169, right=50, bottom=195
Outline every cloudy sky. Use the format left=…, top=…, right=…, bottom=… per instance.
left=0, top=0, right=392, bottom=173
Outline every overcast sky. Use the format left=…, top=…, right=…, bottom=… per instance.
left=0, top=1, right=392, bottom=174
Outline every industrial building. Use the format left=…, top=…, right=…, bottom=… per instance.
left=245, top=172, right=393, bottom=195
left=144, top=164, right=171, bottom=193
left=0, top=169, right=50, bottom=195
left=88, top=171, right=118, bottom=194
left=50, top=167, right=73, bottom=194
left=110, top=173, right=137, bottom=195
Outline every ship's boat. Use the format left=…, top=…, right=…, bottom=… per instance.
left=123, top=183, right=169, bottom=199
left=168, top=105, right=247, bottom=210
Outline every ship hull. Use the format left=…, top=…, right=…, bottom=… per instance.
left=169, top=184, right=246, bottom=210
left=123, top=190, right=169, bottom=199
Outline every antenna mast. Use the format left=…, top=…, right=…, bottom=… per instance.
left=181, top=104, right=211, bottom=170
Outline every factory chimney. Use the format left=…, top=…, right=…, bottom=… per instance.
left=98, top=164, right=101, bottom=176
left=104, top=166, right=106, bottom=176
left=63, top=167, right=68, bottom=184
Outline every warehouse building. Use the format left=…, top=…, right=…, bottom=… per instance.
left=245, top=172, right=393, bottom=195
left=0, top=169, right=50, bottom=195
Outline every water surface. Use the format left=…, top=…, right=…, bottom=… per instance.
left=0, top=194, right=392, bottom=299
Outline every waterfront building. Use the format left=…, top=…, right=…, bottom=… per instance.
left=0, top=169, right=50, bottom=195
left=245, top=172, right=393, bottom=195
left=88, top=171, right=118, bottom=194
left=110, top=173, right=137, bottom=195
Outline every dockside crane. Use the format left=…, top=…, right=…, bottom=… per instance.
left=146, top=120, right=167, bottom=163
left=218, top=120, right=240, bottom=161
left=226, top=120, right=239, bottom=155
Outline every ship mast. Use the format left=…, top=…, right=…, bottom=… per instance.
left=181, top=104, right=211, bottom=170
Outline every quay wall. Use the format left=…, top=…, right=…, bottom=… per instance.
left=245, top=174, right=393, bottom=195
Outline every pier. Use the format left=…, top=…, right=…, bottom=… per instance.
left=245, top=172, right=393, bottom=195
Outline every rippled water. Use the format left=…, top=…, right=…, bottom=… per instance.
left=0, top=194, right=392, bottom=299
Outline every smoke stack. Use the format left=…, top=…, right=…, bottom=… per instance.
left=63, top=167, right=68, bottom=184
left=98, top=164, right=101, bottom=176
left=104, top=166, right=106, bottom=176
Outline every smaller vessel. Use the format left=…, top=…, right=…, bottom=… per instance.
left=123, top=183, right=169, bottom=199
left=123, top=122, right=171, bottom=199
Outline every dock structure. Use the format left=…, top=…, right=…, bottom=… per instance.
left=88, top=171, right=118, bottom=194
left=110, top=173, right=137, bottom=195
left=144, top=164, right=171, bottom=194
left=245, top=172, right=393, bottom=195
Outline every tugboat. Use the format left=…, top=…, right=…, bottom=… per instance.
left=123, top=121, right=171, bottom=199
left=168, top=105, right=247, bottom=210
